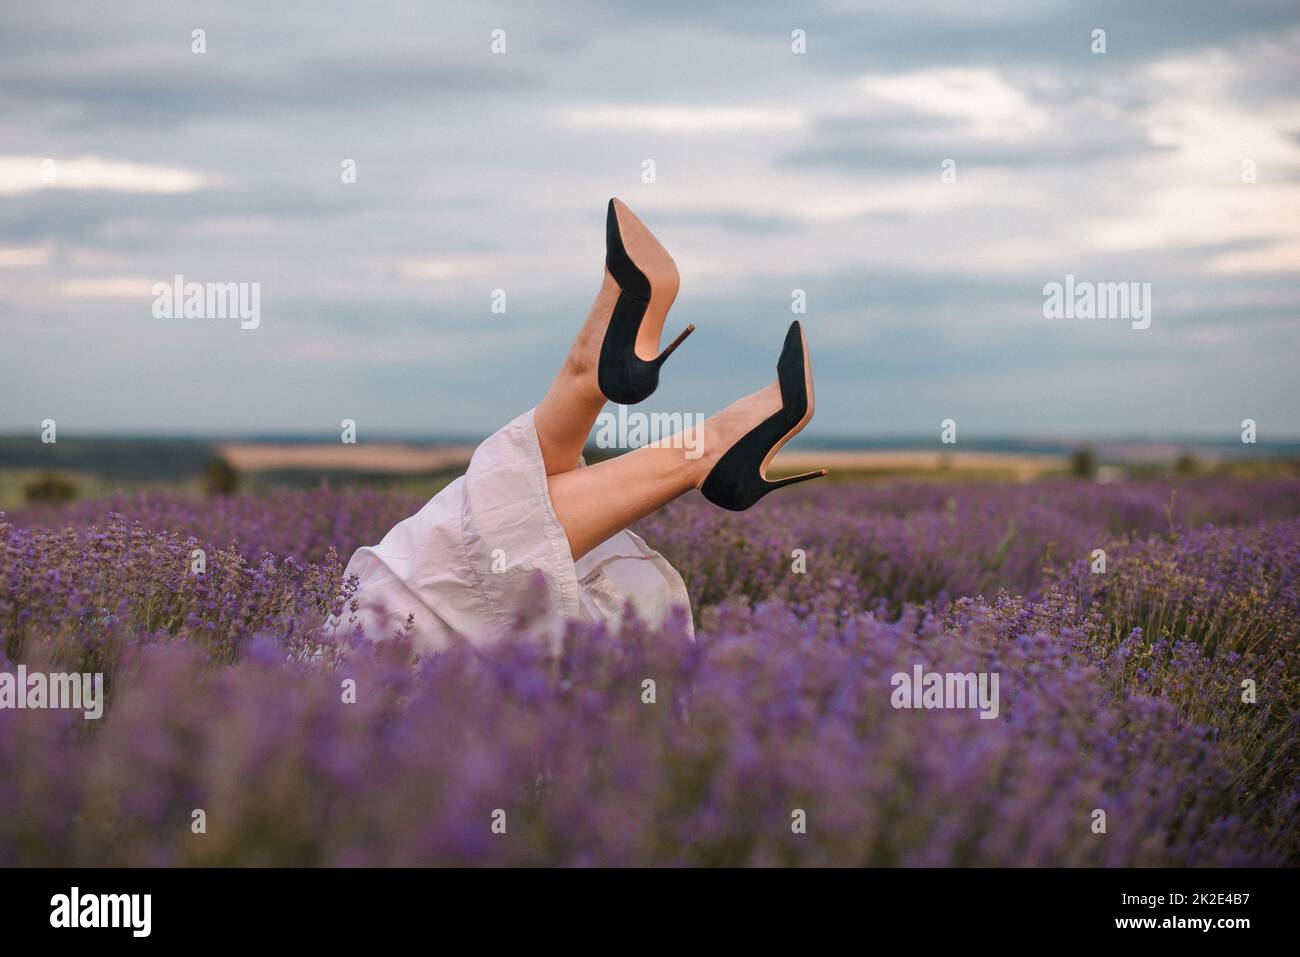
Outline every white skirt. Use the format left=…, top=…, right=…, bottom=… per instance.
left=341, top=408, right=693, bottom=653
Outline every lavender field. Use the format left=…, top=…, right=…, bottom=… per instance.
left=2, top=479, right=1298, bottom=866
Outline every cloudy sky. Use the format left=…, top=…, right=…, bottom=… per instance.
left=1, top=0, right=1298, bottom=441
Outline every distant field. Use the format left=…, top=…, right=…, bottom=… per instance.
left=1, top=434, right=1297, bottom=509
left=218, top=442, right=478, bottom=474
left=770, top=448, right=1066, bottom=480
left=222, top=442, right=1069, bottom=479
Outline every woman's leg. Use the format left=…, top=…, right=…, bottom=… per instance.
left=547, top=441, right=697, bottom=561
left=547, top=382, right=781, bottom=560
left=535, top=200, right=681, bottom=476
left=534, top=272, right=618, bottom=475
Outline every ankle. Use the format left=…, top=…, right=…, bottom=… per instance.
left=690, top=416, right=727, bottom=488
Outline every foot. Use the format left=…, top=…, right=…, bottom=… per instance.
left=564, top=199, right=682, bottom=400
left=608, top=198, right=680, bottom=361
left=692, top=321, right=824, bottom=506
left=692, top=381, right=783, bottom=488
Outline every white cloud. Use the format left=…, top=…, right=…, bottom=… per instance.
left=61, top=277, right=157, bottom=297
left=565, top=105, right=808, bottom=133
left=1076, top=37, right=1300, bottom=259
left=0, top=245, right=52, bottom=267
left=399, top=258, right=487, bottom=281
left=858, top=68, right=1048, bottom=138
left=0, top=155, right=205, bottom=195
left=1207, top=239, right=1300, bottom=275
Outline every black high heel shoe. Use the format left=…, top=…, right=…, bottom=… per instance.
left=699, top=320, right=828, bottom=511
left=599, top=198, right=695, bottom=405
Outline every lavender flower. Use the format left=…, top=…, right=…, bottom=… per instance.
left=0, top=479, right=1296, bottom=865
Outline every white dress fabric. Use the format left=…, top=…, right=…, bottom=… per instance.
left=342, top=408, right=693, bottom=653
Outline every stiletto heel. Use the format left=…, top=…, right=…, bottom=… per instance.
left=699, top=320, right=828, bottom=511
left=656, top=322, right=696, bottom=363
left=599, top=198, right=692, bottom=404
left=770, top=469, right=829, bottom=490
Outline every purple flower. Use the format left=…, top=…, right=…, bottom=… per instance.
left=0, top=480, right=1296, bottom=865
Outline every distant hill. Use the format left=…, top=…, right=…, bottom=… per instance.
left=0, top=436, right=220, bottom=481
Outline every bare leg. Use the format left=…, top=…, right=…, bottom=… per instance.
left=534, top=271, right=618, bottom=475
left=548, top=382, right=781, bottom=560
left=547, top=442, right=699, bottom=561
